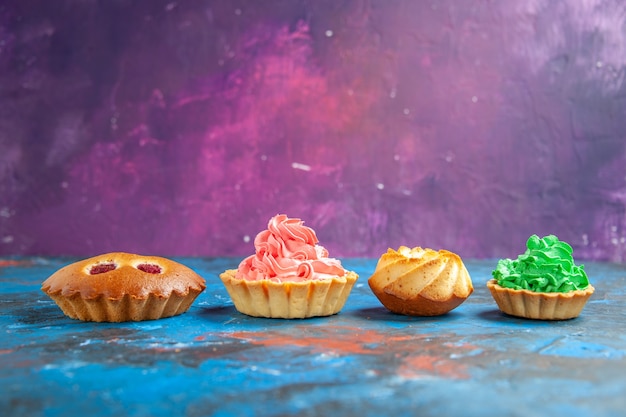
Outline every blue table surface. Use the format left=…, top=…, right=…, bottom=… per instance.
left=1, top=257, right=625, bottom=417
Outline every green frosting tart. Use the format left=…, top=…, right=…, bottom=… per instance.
left=487, top=234, right=594, bottom=320
left=492, top=234, right=589, bottom=293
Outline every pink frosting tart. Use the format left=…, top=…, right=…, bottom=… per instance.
left=236, top=214, right=346, bottom=282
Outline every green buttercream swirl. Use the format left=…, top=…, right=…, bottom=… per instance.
left=492, top=235, right=589, bottom=293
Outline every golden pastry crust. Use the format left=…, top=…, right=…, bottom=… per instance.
left=219, top=269, right=358, bottom=319
left=486, top=279, right=594, bottom=320
left=41, top=252, right=206, bottom=322
left=368, top=246, right=474, bottom=316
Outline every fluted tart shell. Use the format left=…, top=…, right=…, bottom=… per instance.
left=219, top=269, right=358, bottom=319
left=41, top=252, right=206, bottom=322
left=486, top=279, right=594, bottom=320
left=368, top=246, right=474, bottom=316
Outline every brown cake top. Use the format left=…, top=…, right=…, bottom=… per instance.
left=41, top=252, right=206, bottom=300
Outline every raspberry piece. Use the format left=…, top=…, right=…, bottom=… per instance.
left=136, top=263, right=162, bottom=274
left=90, top=263, right=116, bottom=275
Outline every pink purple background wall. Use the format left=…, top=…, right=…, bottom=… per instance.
left=1, top=0, right=625, bottom=261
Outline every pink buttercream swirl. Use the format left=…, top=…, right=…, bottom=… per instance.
left=236, top=214, right=346, bottom=282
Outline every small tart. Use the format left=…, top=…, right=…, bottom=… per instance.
left=220, top=269, right=358, bottom=319
left=488, top=234, right=594, bottom=320
left=368, top=246, right=474, bottom=316
left=487, top=279, right=594, bottom=320
left=222, top=214, right=358, bottom=319
left=42, top=252, right=206, bottom=322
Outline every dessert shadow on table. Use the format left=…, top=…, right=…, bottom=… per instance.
left=196, top=305, right=238, bottom=322
left=347, top=306, right=466, bottom=323
left=476, top=308, right=515, bottom=322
